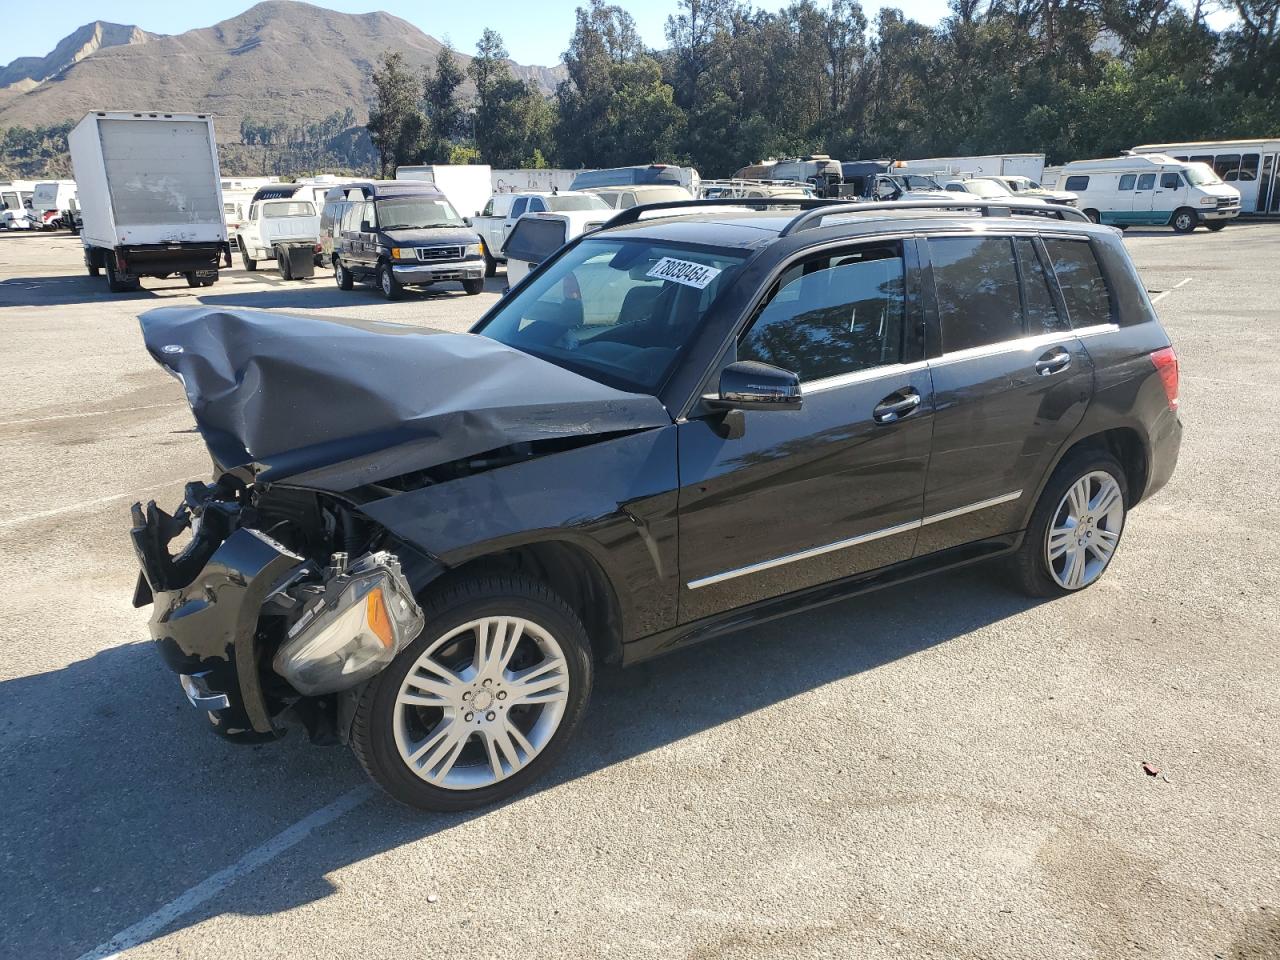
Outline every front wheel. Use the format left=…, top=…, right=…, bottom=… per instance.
left=351, top=575, right=593, bottom=812
left=334, top=258, right=353, bottom=290
left=1082, top=208, right=1100, bottom=224
left=240, top=241, right=257, bottom=271
left=1007, top=451, right=1128, bottom=597
left=378, top=261, right=403, bottom=300
left=1205, top=221, right=1227, bottom=232
left=463, top=277, right=485, bottom=296
left=483, top=249, right=497, bottom=277
left=1171, top=208, right=1199, bottom=234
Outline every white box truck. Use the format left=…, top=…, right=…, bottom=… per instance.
left=68, top=111, right=230, bottom=292
left=898, top=154, right=1046, bottom=182
left=395, top=164, right=493, bottom=219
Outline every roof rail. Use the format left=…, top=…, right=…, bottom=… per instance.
left=600, top=196, right=1091, bottom=234
left=779, top=197, right=1091, bottom=235
left=600, top=196, right=840, bottom=229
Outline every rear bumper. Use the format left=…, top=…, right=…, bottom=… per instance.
left=392, top=259, right=485, bottom=284
left=119, top=242, right=231, bottom=276
left=1143, top=407, right=1182, bottom=502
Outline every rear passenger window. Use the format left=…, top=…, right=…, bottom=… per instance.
left=1137, top=173, right=1156, bottom=190
left=1119, top=174, right=1136, bottom=190
left=1015, top=239, right=1067, bottom=334
left=1064, top=176, right=1089, bottom=191
left=928, top=236, right=1024, bottom=352
left=1043, top=238, right=1114, bottom=327
left=738, top=241, right=905, bottom=381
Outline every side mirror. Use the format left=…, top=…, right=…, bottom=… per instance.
left=705, top=361, right=802, bottom=412
left=360, top=221, right=373, bottom=233
left=463, top=216, right=472, bottom=226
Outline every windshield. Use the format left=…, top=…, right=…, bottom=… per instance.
left=1183, top=163, right=1221, bottom=186
left=264, top=200, right=316, bottom=218
left=376, top=197, right=465, bottom=230
left=476, top=238, right=746, bottom=393
left=965, top=179, right=1011, bottom=198
left=546, top=194, right=611, bottom=212
left=902, top=175, right=942, bottom=191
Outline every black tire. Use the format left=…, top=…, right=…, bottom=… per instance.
left=483, top=249, right=497, bottom=277
left=463, top=277, right=485, bottom=296
left=240, top=241, right=257, bottom=271
left=1007, top=450, right=1129, bottom=598
left=1082, top=208, right=1100, bottom=224
left=87, top=258, right=100, bottom=277
left=104, top=257, right=138, bottom=293
left=334, top=258, right=353, bottom=290
left=185, top=272, right=200, bottom=288
left=277, top=250, right=293, bottom=281
left=1205, top=221, right=1227, bottom=232
left=1171, top=208, right=1199, bottom=234
left=378, top=261, right=403, bottom=300
left=351, top=574, right=594, bottom=812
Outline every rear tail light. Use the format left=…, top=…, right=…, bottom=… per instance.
left=1150, top=347, right=1179, bottom=411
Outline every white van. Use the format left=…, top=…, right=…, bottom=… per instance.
left=31, top=181, right=77, bottom=229
left=1058, top=154, right=1241, bottom=232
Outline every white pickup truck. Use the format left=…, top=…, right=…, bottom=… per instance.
left=469, top=191, right=611, bottom=275
left=236, top=185, right=322, bottom=279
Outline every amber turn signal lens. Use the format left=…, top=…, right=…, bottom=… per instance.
left=366, top=587, right=395, bottom=649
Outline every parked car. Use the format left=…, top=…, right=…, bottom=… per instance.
left=130, top=195, right=1181, bottom=811
left=582, top=184, right=694, bottom=209
left=869, top=173, right=951, bottom=200
left=322, top=180, right=486, bottom=299
left=0, top=180, right=35, bottom=229
left=944, top=177, right=1050, bottom=206
left=470, top=191, right=611, bottom=275
left=699, top=179, right=816, bottom=199
left=501, top=208, right=611, bottom=286
left=236, top=185, right=323, bottom=277
left=1057, top=154, right=1241, bottom=232
left=976, top=174, right=1078, bottom=206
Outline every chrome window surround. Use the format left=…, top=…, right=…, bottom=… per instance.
left=685, top=489, right=1023, bottom=589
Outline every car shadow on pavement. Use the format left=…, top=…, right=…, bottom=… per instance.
left=0, top=274, right=167, bottom=306
left=0, top=564, right=1041, bottom=959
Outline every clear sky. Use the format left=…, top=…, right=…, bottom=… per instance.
left=2, top=0, right=1236, bottom=67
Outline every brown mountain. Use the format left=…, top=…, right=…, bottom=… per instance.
left=0, top=21, right=159, bottom=93
left=0, top=1, right=565, bottom=141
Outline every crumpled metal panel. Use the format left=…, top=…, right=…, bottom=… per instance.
left=138, top=306, right=671, bottom=491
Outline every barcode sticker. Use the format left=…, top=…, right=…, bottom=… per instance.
left=646, top=257, right=722, bottom=289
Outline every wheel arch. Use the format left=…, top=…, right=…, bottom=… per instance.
left=436, top=537, right=626, bottom=666
left=1029, top=425, right=1150, bottom=521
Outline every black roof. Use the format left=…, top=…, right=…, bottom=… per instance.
left=322, top=180, right=447, bottom=202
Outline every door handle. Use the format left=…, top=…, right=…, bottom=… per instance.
left=1035, top=348, right=1072, bottom=376
left=873, top=388, right=922, bottom=423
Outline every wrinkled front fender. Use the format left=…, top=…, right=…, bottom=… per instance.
left=150, top=528, right=303, bottom=742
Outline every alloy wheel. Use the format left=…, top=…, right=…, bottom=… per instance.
left=393, top=616, right=570, bottom=791
left=1045, top=470, right=1124, bottom=590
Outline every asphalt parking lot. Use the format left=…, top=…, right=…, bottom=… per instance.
left=0, top=224, right=1276, bottom=960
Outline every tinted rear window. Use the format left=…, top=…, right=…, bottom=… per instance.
left=929, top=236, right=1024, bottom=352
left=1043, top=238, right=1114, bottom=327
left=1090, top=235, right=1158, bottom=326
left=1064, top=176, right=1090, bottom=191
left=504, top=217, right=568, bottom=263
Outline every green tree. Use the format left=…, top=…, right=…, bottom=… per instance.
left=422, top=42, right=466, bottom=162
left=368, top=51, right=425, bottom=177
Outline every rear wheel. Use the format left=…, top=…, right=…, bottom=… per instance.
left=185, top=272, right=200, bottom=288
left=240, top=240, right=257, bottom=271
left=1205, top=221, right=1227, bottom=232
left=334, top=258, right=353, bottom=290
left=104, top=257, right=139, bottom=293
left=277, top=250, right=293, bottom=281
left=483, top=249, right=497, bottom=277
left=1171, top=208, right=1199, bottom=234
left=351, top=574, right=593, bottom=812
left=1082, top=208, right=1100, bottom=223
left=463, top=277, right=485, bottom=296
left=1008, top=451, right=1128, bottom=597
left=86, top=256, right=100, bottom=277
left=378, top=261, right=403, bottom=300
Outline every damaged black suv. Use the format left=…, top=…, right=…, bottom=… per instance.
left=131, top=198, right=1182, bottom=811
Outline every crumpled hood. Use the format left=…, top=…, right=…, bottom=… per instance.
left=139, top=306, right=671, bottom=491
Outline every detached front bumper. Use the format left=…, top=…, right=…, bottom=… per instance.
left=141, top=523, right=303, bottom=742
left=391, top=259, right=484, bottom=284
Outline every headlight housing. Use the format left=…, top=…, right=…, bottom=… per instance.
left=1199, top=197, right=1216, bottom=205
left=465, top=241, right=483, bottom=257
left=391, top=247, right=414, bottom=259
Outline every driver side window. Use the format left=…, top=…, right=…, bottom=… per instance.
left=738, top=241, right=906, bottom=382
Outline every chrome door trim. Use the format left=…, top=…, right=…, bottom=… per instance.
left=803, top=360, right=930, bottom=395
left=685, top=489, right=1026, bottom=589
left=921, top=489, right=1023, bottom=526
left=685, top=519, right=921, bottom=590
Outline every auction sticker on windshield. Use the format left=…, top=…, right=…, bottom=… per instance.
left=646, top=257, right=722, bottom=289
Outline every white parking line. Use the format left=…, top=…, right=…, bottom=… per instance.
left=74, top=786, right=375, bottom=960
left=1152, top=277, right=1193, bottom=304
left=0, top=404, right=176, bottom=427
left=0, top=478, right=191, bottom=530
